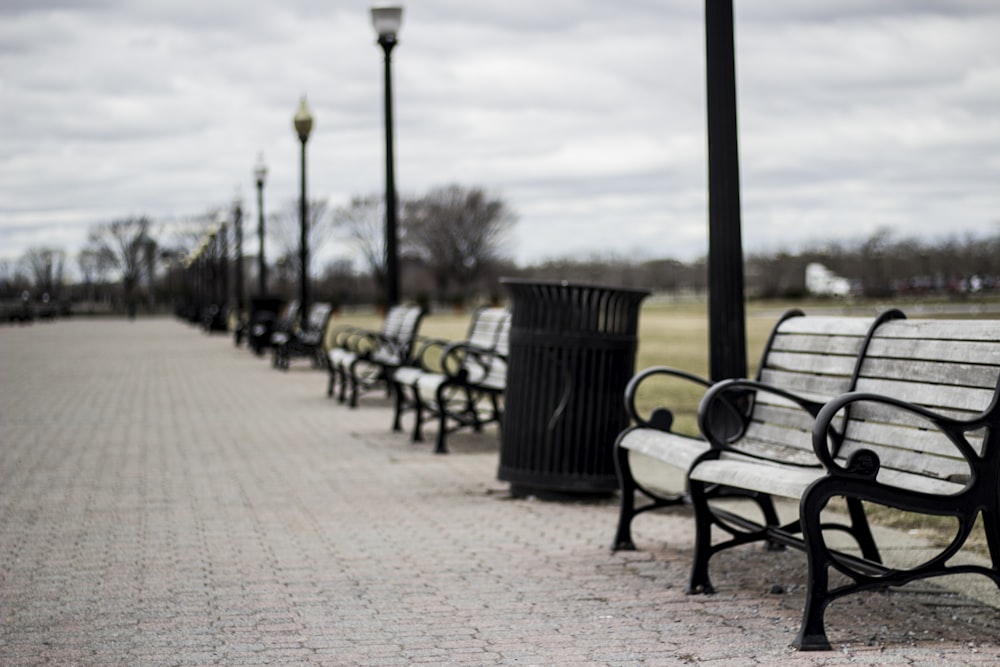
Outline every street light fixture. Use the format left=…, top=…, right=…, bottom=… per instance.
left=254, top=154, right=268, bottom=295
left=371, top=5, right=403, bottom=307
left=293, top=96, right=314, bottom=317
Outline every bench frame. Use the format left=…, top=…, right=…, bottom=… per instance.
left=613, top=309, right=898, bottom=552
left=273, top=302, right=334, bottom=370
left=685, top=314, right=1000, bottom=650
left=326, top=305, right=425, bottom=408
left=391, top=307, right=510, bottom=454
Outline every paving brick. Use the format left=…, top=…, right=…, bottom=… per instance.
left=1, top=318, right=998, bottom=666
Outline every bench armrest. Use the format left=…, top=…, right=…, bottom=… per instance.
left=327, top=324, right=363, bottom=350
left=811, top=391, right=988, bottom=481
left=440, top=341, right=505, bottom=384
left=403, top=336, right=452, bottom=372
left=344, top=329, right=395, bottom=356
left=624, top=366, right=713, bottom=430
left=698, top=378, right=827, bottom=457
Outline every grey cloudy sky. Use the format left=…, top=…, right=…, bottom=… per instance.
left=1, top=1, right=998, bottom=273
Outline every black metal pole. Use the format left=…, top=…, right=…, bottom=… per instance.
left=234, top=201, right=244, bottom=312
left=705, top=0, right=747, bottom=381
left=379, top=35, right=399, bottom=307
left=219, top=223, right=229, bottom=314
left=256, top=177, right=266, bottom=294
left=299, top=136, right=309, bottom=317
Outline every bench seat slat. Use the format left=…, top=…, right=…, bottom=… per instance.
left=616, top=428, right=710, bottom=471
left=690, top=456, right=967, bottom=499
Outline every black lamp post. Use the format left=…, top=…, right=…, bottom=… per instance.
left=705, top=0, right=746, bottom=381
left=254, top=154, right=268, bottom=295
left=293, top=97, right=314, bottom=316
left=371, top=5, right=403, bottom=307
left=233, top=195, right=244, bottom=313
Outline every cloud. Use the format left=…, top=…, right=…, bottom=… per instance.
left=1, top=0, right=998, bottom=275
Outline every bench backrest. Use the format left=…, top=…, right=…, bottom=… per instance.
left=394, top=305, right=425, bottom=354
left=835, top=318, right=1000, bottom=489
left=282, top=300, right=300, bottom=324
left=731, top=311, right=896, bottom=464
left=303, top=302, right=333, bottom=333
left=380, top=305, right=411, bottom=340
left=466, top=308, right=511, bottom=388
left=466, top=307, right=511, bottom=350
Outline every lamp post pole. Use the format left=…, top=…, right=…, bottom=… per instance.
left=254, top=156, right=268, bottom=295
left=705, top=0, right=746, bottom=381
left=233, top=196, right=244, bottom=313
left=293, top=97, right=314, bottom=317
left=372, top=5, right=404, bottom=307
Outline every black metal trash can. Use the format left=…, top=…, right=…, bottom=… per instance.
left=498, top=279, right=650, bottom=496
left=246, top=296, right=286, bottom=356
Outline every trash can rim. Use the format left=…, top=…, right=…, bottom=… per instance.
left=499, top=277, right=651, bottom=297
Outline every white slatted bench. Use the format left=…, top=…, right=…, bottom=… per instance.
left=391, top=307, right=511, bottom=453
left=326, top=305, right=425, bottom=407
left=686, top=316, right=1000, bottom=650
left=613, top=309, right=896, bottom=552
left=272, top=301, right=334, bottom=370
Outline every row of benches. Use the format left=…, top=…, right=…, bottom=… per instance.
left=326, top=304, right=511, bottom=454
left=615, top=309, right=1000, bottom=650
left=252, top=300, right=998, bottom=651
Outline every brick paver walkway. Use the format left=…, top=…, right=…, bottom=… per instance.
left=2, top=317, right=998, bottom=666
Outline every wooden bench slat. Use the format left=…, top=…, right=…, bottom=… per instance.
left=838, top=439, right=972, bottom=481
left=770, top=316, right=878, bottom=336
left=768, top=333, right=869, bottom=356
left=847, top=401, right=991, bottom=439
left=747, top=403, right=821, bottom=432
left=840, top=416, right=987, bottom=458
left=763, top=350, right=860, bottom=376
left=859, top=357, right=1000, bottom=389
left=865, top=337, right=1000, bottom=365
left=873, top=319, right=999, bottom=341
left=853, top=377, right=997, bottom=413
left=756, top=369, right=855, bottom=400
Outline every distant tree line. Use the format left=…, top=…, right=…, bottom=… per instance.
left=0, top=184, right=518, bottom=317
left=3, top=201, right=998, bottom=322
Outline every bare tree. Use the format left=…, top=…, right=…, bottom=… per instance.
left=332, top=194, right=387, bottom=291
left=403, top=185, right=515, bottom=303
left=267, top=198, right=337, bottom=280
left=0, top=258, right=31, bottom=299
left=19, top=246, right=66, bottom=298
left=86, top=216, right=154, bottom=312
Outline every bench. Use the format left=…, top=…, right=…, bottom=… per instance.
left=254, top=300, right=298, bottom=357
left=272, top=302, right=334, bottom=370
left=390, top=307, right=511, bottom=453
left=326, top=305, right=425, bottom=407
left=244, top=296, right=287, bottom=356
left=685, top=316, right=1000, bottom=650
left=613, top=309, right=895, bottom=552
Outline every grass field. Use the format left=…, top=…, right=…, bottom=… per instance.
left=330, top=297, right=998, bottom=434
left=326, top=298, right=997, bottom=556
